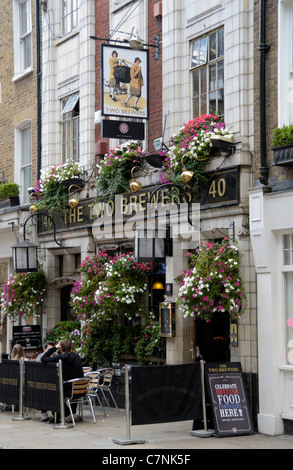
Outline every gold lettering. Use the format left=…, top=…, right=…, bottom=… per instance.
left=129, top=195, right=137, bottom=214
left=106, top=200, right=114, bottom=216
left=77, top=205, right=83, bottom=222
left=138, top=192, right=147, bottom=211
left=120, top=197, right=128, bottom=215
left=88, top=203, right=94, bottom=220
left=69, top=208, right=76, bottom=224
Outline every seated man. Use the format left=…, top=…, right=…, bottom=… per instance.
left=41, top=339, right=84, bottom=421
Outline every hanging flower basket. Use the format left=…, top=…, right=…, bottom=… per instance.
left=177, top=238, right=246, bottom=322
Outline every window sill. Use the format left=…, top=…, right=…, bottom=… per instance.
left=279, top=365, right=293, bottom=372
left=55, top=29, right=79, bottom=47
left=12, top=67, right=34, bottom=83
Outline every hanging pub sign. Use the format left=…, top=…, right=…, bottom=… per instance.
left=101, top=44, right=149, bottom=119
left=101, top=119, right=145, bottom=140
left=205, top=362, right=254, bottom=437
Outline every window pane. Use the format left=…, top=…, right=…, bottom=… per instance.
left=209, top=91, right=217, bottom=115
left=218, top=89, right=224, bottom=116
left=192, top=69, right=199, bottom=96
left=199, top=37, right=207, bottom=65
left=22, top=127, right=32, bottom=166
left=200, top=93, right=207, bottom=115
left=209, top=32, right=217, bottom=61
left=201, top=67, right=207, bottom=94
left=218, top=29, right=224, bottom=58
left=191, top=40, right=200, bottom=68
left=23, top=35, right=32, bottom=69
left=20, top=1, right=29, bottom=36
left=285, top=272, right=293, bottom=364
left=218, top=60, right=224, bottom=87
left=192, top=97, right=199, bottom=118
left=209, top=63, right=217, bottom=91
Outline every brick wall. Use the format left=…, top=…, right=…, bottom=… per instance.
left=254, top=0, right=293, bottom=185
left=0, top=0, right=38, bottom=184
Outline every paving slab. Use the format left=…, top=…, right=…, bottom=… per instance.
left=0, top=407, right=293, bottom=452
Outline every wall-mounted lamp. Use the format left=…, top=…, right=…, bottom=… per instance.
left=68, top=184, right=85, bottom=208
left=181, top=155, right=194, bottom=183
left=11, top=212, right=61, bottom=273
left=152, top=280, right=164, bottom=290
left=129, top=166, right=149, bottom=193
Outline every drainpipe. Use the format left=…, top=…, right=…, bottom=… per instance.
left=258, top=0, right=270, bottom=185
left=36, top=0, right=41, bottom=180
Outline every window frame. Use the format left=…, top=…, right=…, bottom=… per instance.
left=61, top=93, right=80, bottom=163
left=13, top=0, right=33, bottom=80
left=190, top=28, right=224, bottom=119
left=61, top=0, right=79, bottom=36
left=14, top=121, right=32, bottom=204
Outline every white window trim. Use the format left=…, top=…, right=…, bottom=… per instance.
left=14, top=120, right=32, bottom=205
left=278, top=0, right=293, bottom=126
left=12, top=0, right=33, bottom=81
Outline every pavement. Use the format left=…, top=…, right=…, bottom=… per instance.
left=1, top=406, right=293, bottom=454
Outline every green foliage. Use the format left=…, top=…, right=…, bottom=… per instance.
left=33, top=159, right=82, bottom=215
left=96, top=140, right=141, bottom=201
left=0, top=182, right=19, bottom=199
left=272, top=123, right=293, bottom=148
left=1, top=271, right=47, bottom=321
left=161, top=114, right=233, bottom=198
left=177, top=238, right=246, bottom=322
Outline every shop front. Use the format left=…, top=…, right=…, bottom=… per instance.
left=250, top=186, right=293, bottom=435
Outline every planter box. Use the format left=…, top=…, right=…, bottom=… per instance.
left=144, top=154, right=166, bottom=168
left=210, top=136, right=235, bottom=155
left=0, top=196, right=20, bottom=209
left=273, top=144, right=293, bottom=166
left=61, top=177, right=85, bottom=189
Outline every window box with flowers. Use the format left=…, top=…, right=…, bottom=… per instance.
left=160, top=114, right=234, bottom=196
left=272, top=123, right=293, bottom=166
left=96, top=140, right=142, bottom=201
left=33, top=158, right=83, bottom=214
left=177, top=238, right=246, bottom=322
left=1, top=271, right=47, bottom=322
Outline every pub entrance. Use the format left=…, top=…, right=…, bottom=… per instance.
left=195, top=311, right=230, bottom=362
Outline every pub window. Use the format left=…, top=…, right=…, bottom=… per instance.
left=61, top=0, right=79, bottom=36
left=283, top=235, right=293, bottom=364
left=13, top=0, right=32, bottom=78
left=283, top=234, right=293, bottom=265
left=191, top=28, right=224, bottom=118
left=61, top=93, right=80, bottom=162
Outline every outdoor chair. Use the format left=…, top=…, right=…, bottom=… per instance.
left=85, top=371, right=106, bottom=416
left=96, top=368, right=118, bottom=409
left=63, top=377, right=96, bottom=426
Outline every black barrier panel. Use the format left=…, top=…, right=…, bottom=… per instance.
left=131, top=363, right=202, bottom=425
left=24, top=362, right=60, bottom=413
left=0, top=360, right=20, bottom=406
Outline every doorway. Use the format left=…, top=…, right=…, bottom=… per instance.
left=195, top=311, right=230, bottom=362
left=60, top=285, right=75, bottom=322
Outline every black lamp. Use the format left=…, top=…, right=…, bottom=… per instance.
left=12, top=212, right=61, bottom=273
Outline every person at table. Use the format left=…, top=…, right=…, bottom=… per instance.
left=11, top=344, right=25, bottom=360
left=41, top=339, right=84, bottom=421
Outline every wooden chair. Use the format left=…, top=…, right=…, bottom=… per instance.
left=63, top=377, right=96, bottom=426
left=96, top=368, right=118, bottom=409
left=85, top=371, right=106, bottom=416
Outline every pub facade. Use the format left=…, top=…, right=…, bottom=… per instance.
left=0, top=0, right=260, bottom=427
